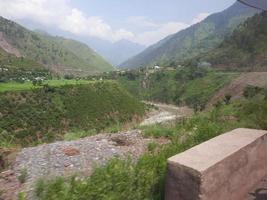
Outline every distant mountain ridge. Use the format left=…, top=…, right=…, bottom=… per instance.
left=0, top=16, right=113, bottom=75
left=88, top=39, right=146, bottom=66
left=120, top=2, right=259, bottom=69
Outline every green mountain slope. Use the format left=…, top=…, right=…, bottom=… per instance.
left=120, top=2, right=258, bottom=69
left=0, top=81, right=145, bottom=146
left=52, top=37, right=113, bottom=73
left=0, top=16, right=113, bottom=75
left=196, top=12, right=267, bottom=71
left=0, top=46, right=51, bottom=82
left=0, top=47, right=43, bottom=70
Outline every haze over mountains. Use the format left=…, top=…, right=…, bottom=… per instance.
left=120, top=2, right=259, bottom=69
left=90, top=39, right=146, bottom=66
left=44, top=31, right=146, bottom=66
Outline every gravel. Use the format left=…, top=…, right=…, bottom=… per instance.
left=13, top=130, right=158, bottom=197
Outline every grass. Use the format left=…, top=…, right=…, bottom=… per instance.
left=34, top=95, right=267, bottom=200
left=64, top=130, right=97, bottom=141
left=180, top=72, right=237, bottom=109
left=0, top=81, right=145, bottom=147
left=117, top=69, right=237, bottom=109
left=18, top=168, right=28, bottom=184
left=0, top=79, right=92, bottom=93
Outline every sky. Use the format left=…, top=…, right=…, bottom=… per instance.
left=0, top=0, right=236, bottom=46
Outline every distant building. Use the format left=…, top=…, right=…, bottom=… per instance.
left=197, top=61, right=211, bottom=68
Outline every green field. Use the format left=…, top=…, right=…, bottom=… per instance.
left=0, top=79, right=92, bottom=93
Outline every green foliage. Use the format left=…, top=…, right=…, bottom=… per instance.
left=243, top=85, right=264, bottom=98
left=0, top=81, right=145, bottom=147
left=198, top=12, right=267, bottom=70
left=0, top=48, right=51, bottom=83
left=238, top=97, right=267, bottom=130
left=223, top=94, right=232, bottom=105
left=0, top=79, right=90, bottom=93
left=18, top=168, right=28, bottom=183
left=35, top=96, right=267, bottom=200
left=141, top=124, right=176, bottom=138
left=18, top=192, right=27, bottom=200
left=0, top=17, right=113, bottom=75
left=64, top=130, right=97, bottom=141
left=118, top=68, right=236, bottom=109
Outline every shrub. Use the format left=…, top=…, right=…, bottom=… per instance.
left=18, top=168, right=28, bottom=183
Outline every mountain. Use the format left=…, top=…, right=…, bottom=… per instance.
left=0, top=46, right=51, bottom=82
left=196, top=11, right=267, bottom=71
left=88, top=39, right=146, bottom=66
left=54, top=37, right=113, bottom=72
left=0, top=16, right=113, bottom=75
left=120, top=2, right=258, bottom=69
left=48, top=31, right=146, bottom=67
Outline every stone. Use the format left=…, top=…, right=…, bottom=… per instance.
left=1, top=170, right=14, bottom=177
left=165, top=128, right=267, bottom=200
left=63, top=147, right=80, bottom=156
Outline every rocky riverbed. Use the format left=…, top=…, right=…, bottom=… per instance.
left=141, top=102, right=193, bottom=126
left=0, top=103, right=192, bottom=200
left=0, top=130, right=168, bottom=200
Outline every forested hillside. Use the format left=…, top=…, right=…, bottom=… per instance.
left=120, top=2, right=258, bottom=69
left=0, top=17, right=113, bottom=76
left=195, top=12, right=267, bottom=71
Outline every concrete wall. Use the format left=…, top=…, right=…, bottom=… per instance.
left=165, top=128, right=267, bottom=200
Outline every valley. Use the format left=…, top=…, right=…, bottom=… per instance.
left=0, top=1, right=267, bottom=200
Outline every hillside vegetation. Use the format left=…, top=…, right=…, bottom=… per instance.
left=35, top=89, right=267, bottom=200
left=0, top=17, right=113, bottom=75
left=55, top=37, right=112, bottom=72
left=120, top=2, right=258, bottom=69
left=196, top=12, right=267, bottom=71
left=0, top=81, right=145, bottom=147
left=117, top=67, right=236, bottom=110
left=0, top=79, right=91, bottom=93
left=0, top=47, right=51, bottom=82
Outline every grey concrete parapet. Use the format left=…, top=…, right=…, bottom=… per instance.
left=165, top=128, right=267, bottom=200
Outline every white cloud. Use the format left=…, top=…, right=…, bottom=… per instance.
left=0, top=0, right=210, bottom=46
left=191, top=13, right=210, bottom=24
left=0, top=0, right=133, bottom=42
left=134, top=22, right=188, bottom=46
left=127, top=16, right=159, bottom=28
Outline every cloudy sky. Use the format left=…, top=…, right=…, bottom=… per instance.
left=0, top=0, right=236, bottom=46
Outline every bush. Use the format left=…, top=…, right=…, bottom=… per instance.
left=18, top=168, right=28, bottom=183
left=243, top=85, right=263, bottom=98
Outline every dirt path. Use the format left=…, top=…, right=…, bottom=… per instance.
left=140, top=102, right=193, bottom=126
